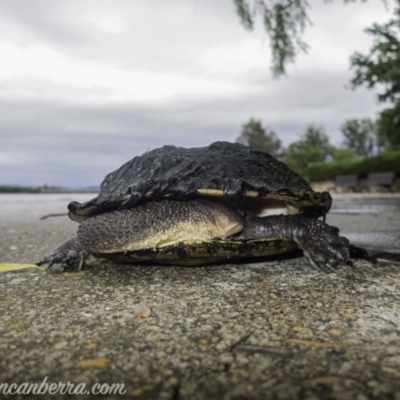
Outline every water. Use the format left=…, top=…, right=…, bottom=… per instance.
left=0, top=193, right=97, bottom=220
left=1, top=192, right=96, bottom=203
left=2, top=193, right=399, bottom=217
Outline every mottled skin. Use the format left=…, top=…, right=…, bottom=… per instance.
left=37, top=142, right=350, bottom=272
left=79, top=200, right=243, bottom=253
left=38, top=199, right=349, bottom=273
left=237, top=215, right=349, bottom=270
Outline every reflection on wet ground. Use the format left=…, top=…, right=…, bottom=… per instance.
left=331, top=199, right=400, bottom=215
left=346, top=231, right=400, bottom=254
left=330, top=198, right=400, bottom=258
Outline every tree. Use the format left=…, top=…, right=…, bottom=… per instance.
left=284, top=125, right=331, bottom=176
left=236, top=118, right=282, bottom=157
left=341, top=118, right=377, bottom=156
left=376, top=102, right=400, bottom=148
left=234, top=0, right=383, bottom=76
left=301, top=125, right=331, bottom=157
left=234, top=0, right=309, bottom=75
left=329, top=147, right=358, bottom=162
left=350, top=1, right=400, bottom=148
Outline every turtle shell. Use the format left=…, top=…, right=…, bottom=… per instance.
left=68, top=141, right=331, bottom=222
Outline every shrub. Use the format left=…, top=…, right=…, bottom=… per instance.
left=305, top=150, right=400, bottom=182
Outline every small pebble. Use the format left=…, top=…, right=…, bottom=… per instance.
left=85, top=340, right=97, bottom=349
left=340, top=361, right=352, bottom=373
left=9, top=278, right=27, bottom=285
left=292, top=326, right=310, bottom=333
left=219, top=353, right=234, bottom=364
left=343, top=312, right=358, bottom=320
left=236, top=355, right=249, bottom=364
left=133, top=302, right=152, bottom=318
left=328, top=328, right=344, bottom=337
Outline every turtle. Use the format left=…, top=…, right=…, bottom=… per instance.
left=37, top=141, right=350, bottom=272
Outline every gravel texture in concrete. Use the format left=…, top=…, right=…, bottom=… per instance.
left=0, top=193, right=399, bottom=400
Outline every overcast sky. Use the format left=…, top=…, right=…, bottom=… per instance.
left=0, top=0, right=394, bottom=187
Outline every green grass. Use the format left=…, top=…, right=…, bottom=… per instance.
left=305, top=150, right=400, bottom=182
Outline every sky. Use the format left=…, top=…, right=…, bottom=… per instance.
left=0, top=0, right=394, bottom=187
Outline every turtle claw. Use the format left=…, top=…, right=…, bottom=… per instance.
left=37, top=237, right=88, bottom=272
left=240, top=215, right=350, bottom=272
left=297, top=223, right=350, bottom=272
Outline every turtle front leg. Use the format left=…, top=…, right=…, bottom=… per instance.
left=239, top=215, right=350, bottom=272
left=37, top=237, right=89, bottom=272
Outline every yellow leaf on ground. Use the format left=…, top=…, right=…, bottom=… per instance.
left=0, top=263, right=44, bottom=272
left=78, top=358, right=110, bottom=369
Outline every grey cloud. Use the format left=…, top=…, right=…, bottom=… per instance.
left=0, top=0, right=385, bottom=187
left=0, top=97, right=234, bottom=187
left=0, top=1, right=93, bottom=46
left=0, top=0, right=242, bottom=66
left=0, top=69, right=378, bottom=188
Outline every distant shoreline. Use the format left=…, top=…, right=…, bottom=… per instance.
left=0, top=186, right=99, bottom=194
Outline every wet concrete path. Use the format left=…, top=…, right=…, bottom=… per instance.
left=328, top=197, right=400, bottom=257
left=0, top=193, right=400, bottom=400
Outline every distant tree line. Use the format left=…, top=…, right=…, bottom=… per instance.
left=236, top=117, right=381, bottom=177
left=0, top=186, right=41, bottom=193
